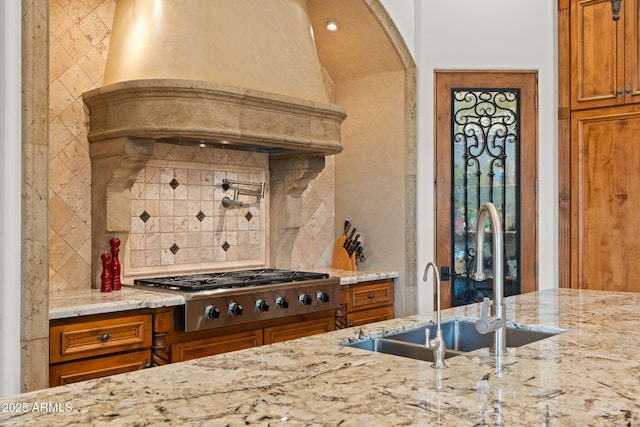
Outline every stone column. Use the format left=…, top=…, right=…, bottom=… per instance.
left=269, top=155, right=325, bottom=269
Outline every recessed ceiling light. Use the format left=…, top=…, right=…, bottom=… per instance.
left=325, top=19, right=340, bottom=32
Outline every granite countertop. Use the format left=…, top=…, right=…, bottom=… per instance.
left=8, top=288, right=638, bottom=426
left=318, top=268, right=399, bottom=284
left=49, top=269, right=398, bottom=319
left=48, top=288, right=185, bottom=320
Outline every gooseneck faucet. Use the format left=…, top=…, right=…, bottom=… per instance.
left=471, top=202, right=507, bottom=356
left=423, top=261, right=447, bottom=369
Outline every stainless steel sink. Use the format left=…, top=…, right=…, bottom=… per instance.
left=342, top=318, right=565, bottom=361
left=387, top=318, right=564, bottom=352
left=347, top=338, right=465, bottom=362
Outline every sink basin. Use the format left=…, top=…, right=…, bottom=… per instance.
left=347, top=338, right=465, bottom=362
left=387, top=318, right=565, bottom=352
left=342, top=318, right=565, bottom=361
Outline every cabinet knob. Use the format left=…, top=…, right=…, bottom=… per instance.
left=367, top=293, right=375, bottom=299
left=617, top=87, right=623, bottom=96
left=97, top=333, right=111, bottom=341
left=626, top=86, right=632, bottom=95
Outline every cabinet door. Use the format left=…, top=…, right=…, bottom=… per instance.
left=171, top=330, right=263, bottom=362
left=49, top=350, right=151, bottom=387
left=263, top=317, right=334, bottom=344
left=345, top=306, right=394, bottom=329
left=572, top=107, right=640, bottom=291
left=625, top=0, right=640, bottom=103
left=571, top=0, right=625, bottom=109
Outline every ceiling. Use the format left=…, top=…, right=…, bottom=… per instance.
left=307, top=0, right=405, bottom=81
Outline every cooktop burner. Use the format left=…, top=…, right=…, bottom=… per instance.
left=134, top=268, right=330, bottom=292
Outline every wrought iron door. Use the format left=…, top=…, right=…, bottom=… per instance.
left=449, top=89, right=520, bottom=306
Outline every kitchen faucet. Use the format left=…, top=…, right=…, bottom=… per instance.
left=423, top=261, right=447, bottom=369
left=471, top=202, right=507, bottom=356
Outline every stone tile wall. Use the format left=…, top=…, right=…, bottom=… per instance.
left=49, top=0, right=116, bottom=291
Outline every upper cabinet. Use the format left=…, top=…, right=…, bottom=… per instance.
left=571, top=0, right=640, bottom=109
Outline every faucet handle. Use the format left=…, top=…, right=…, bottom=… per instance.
left=475, top=297, right=501, bottom=334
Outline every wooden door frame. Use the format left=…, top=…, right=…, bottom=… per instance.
left=434, top=70, right=539, bottom=309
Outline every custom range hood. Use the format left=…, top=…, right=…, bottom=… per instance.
left=83, top=0, right=345, bottom=155
left=82, top=0, right=346, bottom=286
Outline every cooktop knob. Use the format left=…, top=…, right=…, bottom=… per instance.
left=299, top=294, right=312, bottom=306
left=205, top=305, right=220, bottom=319
left=276, top=296, right=289, bottom=309
left=256, top=299, right=270, bottom=312
left=317, top=291, right=330, bottom=303
left=228, top=302, right=243, bottom=316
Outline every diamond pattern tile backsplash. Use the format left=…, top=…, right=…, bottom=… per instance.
left=126, top=158, right=267, bottom=278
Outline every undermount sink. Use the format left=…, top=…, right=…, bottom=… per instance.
left=343, top=318, right=565, bottom=361
left=347, top=338, right=465, bottom=363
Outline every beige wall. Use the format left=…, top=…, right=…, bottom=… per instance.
left=334, top=69, right=415, bottom=317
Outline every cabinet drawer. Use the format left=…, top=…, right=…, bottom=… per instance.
left=348, top=280, right=394, bottom=311
left=264, top=317, right=334, bottom=344
left=346, top=306, right=394, bottom=328
left=50, top=314, right=152, bottom=364
left=171, top=330, right=263, bottom=363
left=49, top=349, right=151, bottom=387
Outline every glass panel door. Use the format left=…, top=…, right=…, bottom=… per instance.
left=450, top=89, right=520, bottom=306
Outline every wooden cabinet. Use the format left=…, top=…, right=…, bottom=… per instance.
left=571, top=0, right=640, bottom=109
left=49, top=311, right=152, bottom=387
left=336, top=279, right=394, bottom=329
left=560, top=0, right=640, bottom=291
left=152, top=307, right=336, bottom=364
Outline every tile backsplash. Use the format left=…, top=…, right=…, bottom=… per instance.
left=124, top=152, right=269, bottom=281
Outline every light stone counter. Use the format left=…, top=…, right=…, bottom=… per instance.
left=49, top=288, right=185, bottom=320
left=317, top=268, right=399, bottom=285
left=6, top=289, right=639, bottom=426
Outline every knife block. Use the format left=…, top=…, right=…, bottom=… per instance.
left=331, top=236, right=357, bottom=271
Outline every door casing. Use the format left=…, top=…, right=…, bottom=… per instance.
left=434, top=70, right=539, bottom=309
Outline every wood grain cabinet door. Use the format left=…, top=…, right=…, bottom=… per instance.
left=572, top=107, right=640, bottom=291
left=570, top=0, right=625, bottom=109
left=624, top=0, right=640, bottom=104
left=263, top=317, right=334, bottom=344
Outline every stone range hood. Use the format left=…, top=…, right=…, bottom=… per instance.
left=82, top=0, right=347, bottom=286
left=82, top=79, right=346, bottom=156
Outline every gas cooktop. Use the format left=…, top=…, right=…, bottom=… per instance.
left=133, top=268, right=339, bottom=332
left=133, top=268, right=330, bottom=292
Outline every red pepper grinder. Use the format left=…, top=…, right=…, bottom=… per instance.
left=100, top=252, right=112, bottom=292
left=110, top=236, right=122, bottom=291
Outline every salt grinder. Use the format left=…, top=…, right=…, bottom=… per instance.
left=110, top=236, right=122, bottom=291
left=100, top=252, right=112, bottom=293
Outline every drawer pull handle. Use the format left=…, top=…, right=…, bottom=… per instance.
left=97, top=333, right=111, bottom=342
left=367, top=293, right=375, bottom=299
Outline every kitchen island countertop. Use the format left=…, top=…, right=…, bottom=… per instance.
left=7, top=288, right=638, bottom=426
